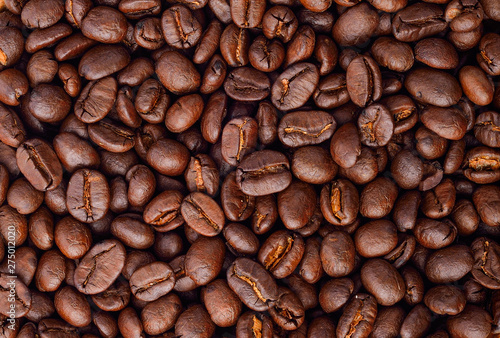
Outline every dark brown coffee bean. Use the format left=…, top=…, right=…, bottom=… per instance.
left=88, top=119, right=135, bottom=153
left=355, top=219, right=398, bottom=258
left=474, top=111, right=500, bottom=148
left=146, top=138, right=190, bottom=176
left=415, top=38, right=459, bottom=70
left=55, top=216, right=92, bottom=259
left=470, top=237, right=500, bottom=289
left=143, top=190, right=184, bottom=231
left=278, top=180, right=316, bottom=231
left=447, top=305, right=492, bottom=338
left=141, top=293, right=182, bottom=335
left=278, top=110, right=336, bottom=148
left=420, top=105, right=467, bottom=141
left=415, top=126, right=449, bottom=160
left=236, top=149, right=292, bottom=196
left=346, top=55, right=382, bottom=107
left=392, top=3, right=447, bottom=42
left=227, top=257, right=278, bottom=311
left=156, top=50, right=200, bottom=95
left=0, top=68, right=28, bottom=106
left=320, top=231, right=355, bottom=277
left=361, top=258, right=405, bottom=306
left=81, top=6, right=128, bottom=43
left=161, top=5, right=202, bottom=49
left=336, top=294, right=377, bottom=338
left=268, top=287, right=305, bottom=330
left=319, top=277, right=353, bottom=313
left=74, top=76, right=117, bottom=124
left=174, top=304, right=216, bottom=338
left=79, top=44, right=131, bottom=81
left=463, top=147, right=500, bottom=184
left=200, top=54, right=227, bottom=94
left=320, top=179, right=358, bottom=226
left=258, top=230, right=304, bottom=279
left=405, top=68, right=462, bottom=107
left=291, top=146, right=337, bottom=185
left=473, top=185, right=500, bottom=227
left=329, top=122, right=361, bottom=169
left=313, top=73, right=349, bottom=110
left=271, top=62, right=319, bottom=111
left=424, top=285, right=466, bottom=316
left=21, top=0, right=64, bottom=29
left=129, top=261, right=175, bottom=302
left=185, top=236, right=225, bottom=286
left=221, top=171, right=255, bottom=222
left=332, top=3, right=379, bottom=46
left=230, top=0, right=265, bottom=28
left=371, top=306, right=406, bottom=338
left=35, top=249, right=66, bottom=292
left=202, top=279, right=242, bottom=327
left=477, top=33, right=500, bottom=76
left=54, top=286, right=91, bottom=327
left=224, top=67, right=270, bottom=101
left=236, top=311, right=274, bottom=338
left=425, top=245, right=473, bottom=283
left=17, top=138, right=63, bottom=192
left=118, top=0, right=160, bottom=19
left=371, top=37, right=414, bottom=72
left=400, top=304, right=432, bottom=338
left=0, top=27, right=24, bottom=68
left=181, top=192, right=225, bottom=236
left=74, top=239, right=126, bottom=295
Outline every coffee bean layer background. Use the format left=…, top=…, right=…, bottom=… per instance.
left=0, top=0, right=499, bottom=336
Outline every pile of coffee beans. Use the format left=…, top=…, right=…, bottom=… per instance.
left=0, top=0, right=500, bottom=335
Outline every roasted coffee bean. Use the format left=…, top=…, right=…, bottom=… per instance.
left=346, top=55, right=382, bottom=107
left=74, top=239, right=126, bottom=295
left=332, top=3, right=379, bottom=47
left=141, top=293, right=182, bottom=335
left=405, top=68, right=462, bottom=107
left=392, top=2, right=447, bottom=42
left=463, top=147, right=500, bottom=184
left=224, top=67, right=270, bottom=101
left=175, top=304, right=216, bottom=338
left=135, top=78, right=170, bottom=124
left=67, top=169, right=110, bottom=223
left=236, top=150, right=292, bottom=196
left=129, top=261, right=175, bottom=302
left=185, top=236, right=225, bottom=286
left=470, top=237, right=500, bottom=289
left=400, top=304, right=432, bottom=338
left=320, top=231, right=355, bottom=277
left=17, top=138, right=63, bottom=192
left=146, top=138, right=190, bottom=176
left=181, top=192, right=225, bottom=236
left=336, top=293, right=377, bottom=338
left=155, top=51, right=200, bottom=94
left=425, top=245, right=474, bottom=283
left=320, top=178, right=358, bottom=226
left=474, top=111, right=500, bottom=148
left=278, top=110, right=336, bottom=148
left=358, top=103, right=394, bottom=147
left=291, top=146, right=337, bottom=185
left=79, top=44, right=131, bottom=81
left=271, top=62, right=319, bottom=111
left=447, top=305, right=492, bottom=338
left=227, top=257, right=278, bottom=311
left=258, top=230, right=304, bottom=279
left=81, top=6, right=128, bottom=43
left=75, top=76, right=118, bottom=124
left=161, top=5, right=202, bottom=49
left=268, top=287, right=305, bottom=330
left=203, top=279, right=242, bottom=327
